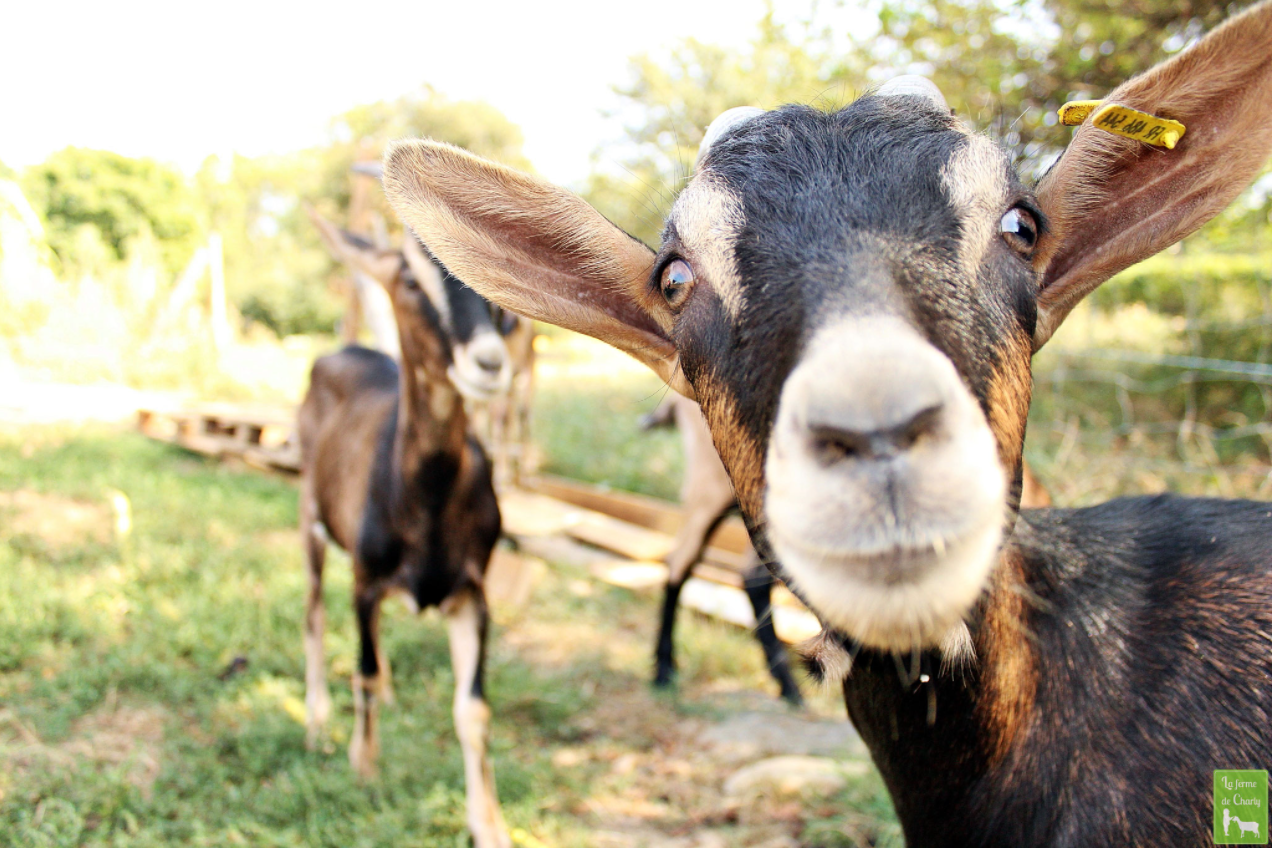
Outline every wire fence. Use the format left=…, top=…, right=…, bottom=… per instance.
left=1027, top=317, right=1272, bottom=503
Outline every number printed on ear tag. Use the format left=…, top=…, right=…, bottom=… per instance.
left=1089, top=103, right=1186, bottom=148
left=1059, top=98, right=1188, bottom=149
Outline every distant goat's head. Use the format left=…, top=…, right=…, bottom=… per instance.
left=383, top=2, right=1271, bottom=650
left=309, top=212, right=512, bottom=400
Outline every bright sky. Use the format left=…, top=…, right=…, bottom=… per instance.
left=1, top=0, right=790, bottom=188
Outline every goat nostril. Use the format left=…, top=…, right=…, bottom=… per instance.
left=900, top=404, right=943, bottom=450
left=807, top=404, right=944, bottom=465
left=475, top=353, right=504, bottom=374
left=810, top=426, right=869, bottom=464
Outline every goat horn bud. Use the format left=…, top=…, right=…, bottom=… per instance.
left=696, top=106, right=765, bottom=169
left=876, top=76, right=949, bottom=112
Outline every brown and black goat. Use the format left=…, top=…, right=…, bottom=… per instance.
left=641, top=393, right=802, bottom=704
left=381, top=4, right=1273, bottom=844
left=299, top=213, right=512, bottom=846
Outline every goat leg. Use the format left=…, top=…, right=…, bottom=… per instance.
left=301, top=494, right=331, bottom=747
left=445, top=587, right=510, bottom=848
left=741, top=552, right=803, bottom=706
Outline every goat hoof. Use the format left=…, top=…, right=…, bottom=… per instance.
left=348, top=740, right=378, bottom=779
left=780, top=688, right=805, bottom=708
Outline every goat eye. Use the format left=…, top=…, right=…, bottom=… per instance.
left=999, top=208, right=1038, bottom=254
left=661, top=259, right=695, bottom=307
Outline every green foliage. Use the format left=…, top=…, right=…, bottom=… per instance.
left=0, top=159, right=14, bottom=180
left=336, top=86, right=529, bottom=168
left=313, top=86, right=531, bottom=225
left=586, top=13, right=862, bottom=245
left=194, top=151, right=342, bottom=338
left=865, top=0, right=1231, bottom=170
left=190, top=88, right=530, bottom=338
left=591, top=0, right=1261, bottom=237
left=21, top=148, right=203, bottom=278
left=533, top=343, right=685, bottom=500
left=1045, top=0, right=1231, bottom=95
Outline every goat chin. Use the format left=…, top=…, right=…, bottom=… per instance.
left=770, top=516, right=1002, bottom=652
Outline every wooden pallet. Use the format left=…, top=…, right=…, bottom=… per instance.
left=527, top=474, right=752, bottom=570
left=138, top=404, right=301, bottom=474
left=502, top=482, right=820, bottom=643
left=137, top=404, right=821, bottom=642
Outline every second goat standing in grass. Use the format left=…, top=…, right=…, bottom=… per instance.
left=299, top=212, right=512, bottom=847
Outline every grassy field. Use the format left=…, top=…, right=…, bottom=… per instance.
left=0, top=424, right=899, bottom=847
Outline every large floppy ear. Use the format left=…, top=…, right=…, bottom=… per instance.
left=306, top=205, right=402, bottom=286
left=1032, top=1, right=1271, bottom=349
left=382, top=141, right=690, bottom=396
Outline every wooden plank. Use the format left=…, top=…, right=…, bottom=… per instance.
left=527, top=474, right=754, bottom=556
left=589, top=559, right=668, bottom=589
left=679, top=577, right=757, bottom=629
left=567, top=512, right=674, bottom=562
left=498, top=489, right=588, bottom=537
left=138, top=406, right=301, bottom=473
left=528, top=475, right=682, bottom=535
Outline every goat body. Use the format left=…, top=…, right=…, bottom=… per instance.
left=299, top=216, right=511, bottom=847
left=301, top=348, right=499, bottom=611
left=381, top=4, right=1272, bottom=843
left=1234, top=816, right=1261, bottom=839
left=645, top=393, right=802, bottom=704
left=841, top=496, right=1269, bottom=844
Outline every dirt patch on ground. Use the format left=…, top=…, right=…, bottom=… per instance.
left=498, top=587, right=880, bottom=847
left=0, top=701, right=166, bottom=799
left=0, top=489, right=115, bottom=554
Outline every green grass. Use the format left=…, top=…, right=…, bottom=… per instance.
left=532, top=347, right=685, bottom=502
left=0, top=425, right=898, bottom=847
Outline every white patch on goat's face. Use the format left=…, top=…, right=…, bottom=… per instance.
left=669, top=178, right=747, bottom=321
left=763, top=317, right=1006, bottom=651
left=448, top=328, right=511, bottom=400
left=941, top=135, right=1010, bottom=275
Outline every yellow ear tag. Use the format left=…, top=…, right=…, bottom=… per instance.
left=1057, top=100, right=1102, bottom=126
left=1058, top=100, right=1186, bottom=149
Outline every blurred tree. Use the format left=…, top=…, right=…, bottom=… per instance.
left=193, top=87, right=530, bottom=337
left=195, top=151, right=338, bottom=338
left=315, top=86, right=531, bottom=225
left=585, top=12, right=867, bottom=245
left=0, top=159, right=14, bottom=180
left=1046, top=0, right=1232, bottom=94
left=862, top=0, right=1233, bottom=174
left=594, top=0, right=1245, bottom=241
left=22, top=148, right=203, bottom=278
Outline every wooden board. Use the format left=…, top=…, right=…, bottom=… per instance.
left=585, top=559, right=821, bottom=643
left=138, top=406, right=301, bottom=473
left=526, top=474, right=753, bottom=566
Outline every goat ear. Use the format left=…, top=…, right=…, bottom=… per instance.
left=382, top=140, right=692, bottom=397
left=307, top=206, right=402, bottom=285
left=1032, top=1, right=1271, bottom=350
